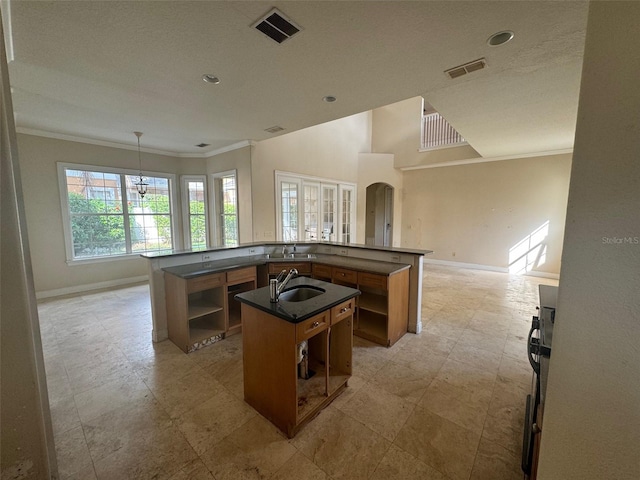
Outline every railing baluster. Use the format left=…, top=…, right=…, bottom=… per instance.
left=421, top=112, right=465, bottom=149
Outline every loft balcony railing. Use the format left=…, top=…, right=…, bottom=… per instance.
left=421, top=112, right=467, bottom=150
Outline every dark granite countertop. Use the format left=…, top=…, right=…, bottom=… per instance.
left=142, top=241, right=432, bottom=259
left=162, top=255, right=267, bottom=279
left=312, top=255, right=410, bottom=276
left=234, top=277, right=360, bottom=324
left=163, top=254, right=410, bottom=279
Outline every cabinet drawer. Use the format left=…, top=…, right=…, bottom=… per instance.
left=312, top=263, right=332, bottom=279
left=331, top=298, right=355, bottom=325
left=187, top=272, right=225, bottom=293
left=226, top=266, right=256, bottom=284
left=332, top=267, right=357, bottom=284
left=358, top=272, right=388, bottom=290
left=296, top=312, right=329, bottom=343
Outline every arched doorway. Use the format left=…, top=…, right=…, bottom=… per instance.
left=365, top=183, right=393, bottom=247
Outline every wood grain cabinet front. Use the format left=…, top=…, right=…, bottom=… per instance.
left=313, top=264, right=409, bottom=347
left=165, top=266, right=256, bottom=352
left=242, top=298, right=354, bottom=438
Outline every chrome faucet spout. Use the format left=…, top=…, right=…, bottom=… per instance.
left=270, top=268, right=299, bottom=302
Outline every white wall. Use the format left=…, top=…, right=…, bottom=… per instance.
left=206, top=145, right=254, bottom=244
left=400, top=154, right=571, bottom=275
left=372, top=96, right=480, bottom=169
left=538, top=3, right=640, bottom=479
left=250, top=112, right=372, bottom=242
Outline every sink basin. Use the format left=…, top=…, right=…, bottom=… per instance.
left=279, top=286, right=325, bottom=302
left=265, top=253, right=316, bottom=259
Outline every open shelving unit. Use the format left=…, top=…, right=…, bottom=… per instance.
left=312, top=264, right=410, bottom=347
left=165, top=266, right=257, bottom=353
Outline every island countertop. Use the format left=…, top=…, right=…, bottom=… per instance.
left=234, top=277, right=360, bottom=324
left=162, top=254, right=410, bottom=279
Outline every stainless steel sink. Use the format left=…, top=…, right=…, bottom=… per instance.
left=279, top=286, right=325, bottom=302
left=265, top=253, right=316, bottom=259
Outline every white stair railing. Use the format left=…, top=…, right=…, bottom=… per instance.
left=421, top=112, right=466, bottom=149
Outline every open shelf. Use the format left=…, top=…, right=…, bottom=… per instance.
left=189, top=314, right=225, bottom=344
left=297, top=359, right=328, bottom=422
left=188, top=299, right=223, bottom=320
left=358, top=293, right=388, bottom=316
left=227, top=279, right=255, bottom=333
left=355, top=310, right=388, bottom=344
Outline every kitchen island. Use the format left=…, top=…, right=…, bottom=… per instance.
left=142, top=242, right=430, bottom=345
left=235, top=277, right=360, bottom=437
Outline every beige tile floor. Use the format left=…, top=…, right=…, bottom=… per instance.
left=39, top=265, right=558, bottom=480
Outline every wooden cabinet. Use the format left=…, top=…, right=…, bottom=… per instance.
left=165, top=266, right=256, bottom=352
left=314, top=263, right=410, bottom=347
left=268, top=262, right=312, bottom=278
left=242, top=298, right=353, bottom=438
left=357, top=269, right=408, bottom=347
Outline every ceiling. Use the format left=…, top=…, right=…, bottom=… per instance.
left=5, top=1, right=588, bottom=158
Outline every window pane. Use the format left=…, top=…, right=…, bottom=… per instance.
left=341, top=189, right=353, bottom=243
left=127, top=175, right=173, bottom=253
left=66, top=168, right=125, bottom=257
left=281, top=181, right=298, bottom=242
left=187, top=181, right=207, bottom=248
left=220, top=175, right=238, bottom=247
left=70, top=213, right=126, bottom=257
left=304, top=184, right=319, bottom=241
left=322, top=186, right=335, bottom=241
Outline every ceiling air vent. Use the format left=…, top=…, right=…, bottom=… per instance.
left=195, top=143, right=210, bottom=148
left=253, top=8, right=301, bottom=44
left=264, top=125, right=285, bottom=134
left=445, top=58, right=487, bottom=79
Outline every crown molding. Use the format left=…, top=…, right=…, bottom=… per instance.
left=16, top=127, right=256, bottom=158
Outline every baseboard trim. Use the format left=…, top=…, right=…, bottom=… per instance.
left=36, top=275, right=148, bottom=300
left=423, top=258, right=560, bottom=279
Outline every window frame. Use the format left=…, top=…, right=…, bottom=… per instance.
left=209, top=170, right=239, bottom=247
left=181, top=175, right=209, bottom=250
left=275, top=171, right=357, bottom=243
left=58, top=162, right=178, bottom=264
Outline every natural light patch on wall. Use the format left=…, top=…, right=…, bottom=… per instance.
left=509, top=221, right=549, bottom=274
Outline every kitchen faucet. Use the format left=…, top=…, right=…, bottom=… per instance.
left=270, top=268, right=298, bottom=302
left=282, top=244, right=297, bottom=256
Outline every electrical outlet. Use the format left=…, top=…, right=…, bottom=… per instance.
left=249, top=248, right=256, bottom=254
left=391, top=255, right=400, bottom=262
left=202, top=254, right=212, bottom=261
left=339, top=249, right=348, bottom=255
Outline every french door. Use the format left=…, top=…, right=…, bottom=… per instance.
left=276, top=172, right=355, bottom=243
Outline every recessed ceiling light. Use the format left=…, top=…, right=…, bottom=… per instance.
left=323, top=95, right=337, bottom=103
left=202, top=74, right=220, bottom=84
left=487, top=30, right=514, bottom=47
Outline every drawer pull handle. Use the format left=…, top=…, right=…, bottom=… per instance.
left=340, top=307, right=350, bottom=314
left=311, top=321, right=320, bottom=328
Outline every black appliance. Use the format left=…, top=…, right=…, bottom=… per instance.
left=522, top=285, right=557, bottom=478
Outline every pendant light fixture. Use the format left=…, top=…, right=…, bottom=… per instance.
left=133, top=131, right=148, bottom=198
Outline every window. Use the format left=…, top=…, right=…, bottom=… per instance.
left=275, top=171, right=356, bottom=243
left=59, top=164, right=175, bottom=261
left=211, top=171, right=238, bottom=247
left=339, top=185, right=355, bottom=243
left=281, top=180, right=299, bottom=242
left=181, top=176, right=208, bottom=249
